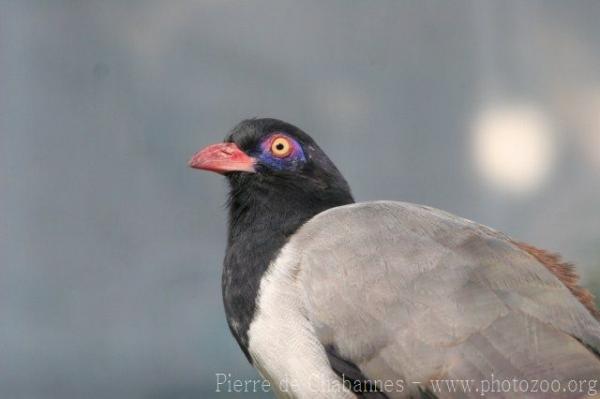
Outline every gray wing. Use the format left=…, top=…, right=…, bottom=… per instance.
left=293, top=201, right=600, bottom=399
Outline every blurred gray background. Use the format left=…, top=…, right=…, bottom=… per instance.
left=2, top=1, right=600, bottom=398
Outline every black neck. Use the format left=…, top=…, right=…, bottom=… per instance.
left=221, top=174, right=353, bottom=361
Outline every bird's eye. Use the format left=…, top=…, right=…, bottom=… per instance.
left=270, top=136, right=293, bottom=158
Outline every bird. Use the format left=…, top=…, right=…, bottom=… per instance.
left=189, top=118, right=600, bottom=399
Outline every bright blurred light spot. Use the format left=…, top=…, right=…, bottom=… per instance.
left=472, top=103, right=557, bottom=195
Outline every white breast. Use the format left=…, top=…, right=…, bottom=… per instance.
left=247, top=242, right=355, bottom=399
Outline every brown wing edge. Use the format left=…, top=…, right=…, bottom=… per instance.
left=513, top=241, right=599, bottom=319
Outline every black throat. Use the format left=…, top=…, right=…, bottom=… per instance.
left=222, top=172, right=354, bottom=361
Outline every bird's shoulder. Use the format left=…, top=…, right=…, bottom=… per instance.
left=291, top=200, right=514, bottom=276
left=284, top=200, right=600, bottom=384
left=295, top=200, right=505, bottom=244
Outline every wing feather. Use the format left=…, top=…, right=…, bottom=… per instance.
left=292, top=201, right=600, bottom=398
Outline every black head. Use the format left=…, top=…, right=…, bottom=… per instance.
left=190, top=118, right=354, bottom=212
